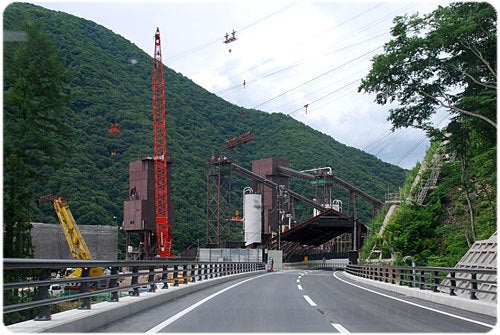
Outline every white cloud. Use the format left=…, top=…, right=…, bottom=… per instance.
left=33, top=0, right=450, bottom=169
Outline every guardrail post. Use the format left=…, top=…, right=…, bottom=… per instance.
left=419, top=270, right=425, bottom=289
left=34, top=268, right=51, bottom=321
left=148, top=266, right=156, bottom=292
left=198, top=263, right=203, bottom=281
left=182, top=265, right=188, bottom=284
left=173, top=265, right=179, bottom=286
left=470, top=273, right=478, bottom=300
left=203, top=264, right=208, bottom=280
left=131, top=266, right=139, bottom=295
left=432, top=271, right=439, bottom=292
left=449, top=272, right=456, bottom=296
left=108, top=266, right=119, bottom=302
left=191, top=264, right=197, bottom=283
left=78, top=267, right=91, bottom=310
left=162, top=266, right=169, bottom=289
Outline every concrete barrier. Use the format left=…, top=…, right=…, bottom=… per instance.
left=7, top=270, right=265, bottom=333
left=343, top=271, right=496, bottom=317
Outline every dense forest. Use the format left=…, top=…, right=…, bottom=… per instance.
left=359, top=2, right=496, bottom=267
left=3, top=3, right=407, bottom=258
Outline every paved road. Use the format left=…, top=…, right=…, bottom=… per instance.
left=95, top=270, right=496, bottom=333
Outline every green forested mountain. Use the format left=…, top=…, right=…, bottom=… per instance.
left=3, top=2, right=407, bottom=256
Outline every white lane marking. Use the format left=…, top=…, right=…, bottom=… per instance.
left=297, top=279, right=300, bottom=283
left=297, top=284, right=303, bottom=291
left=146, top=273, right=271, bottom=333
left=303, top=295, right=317, bottom=307
left=333, top=271, right=495, bottom=329
left=331, top=323, right=350, bottom=333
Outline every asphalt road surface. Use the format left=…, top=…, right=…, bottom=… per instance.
left=95, top=270, right=496, bottom=333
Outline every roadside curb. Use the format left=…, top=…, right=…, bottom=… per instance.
left=6, top=270, right=266, bottom=333
left=342, top=271, right=496, bottom=317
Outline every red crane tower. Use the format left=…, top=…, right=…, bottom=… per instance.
left=152, top=27, right=172, bottom=257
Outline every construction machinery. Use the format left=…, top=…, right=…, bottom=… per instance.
left=39, top=195, right=103, bottom=278
left=122, top=28, right=174, bottom=260
left=152, top=27, right=173, bottom=258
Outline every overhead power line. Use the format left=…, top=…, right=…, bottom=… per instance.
left=251, top=45, right=382, bottom=110
left=166, top=1, right=299, bottom=64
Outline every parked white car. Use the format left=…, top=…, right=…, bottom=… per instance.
left=49, top=284, right=64, bottom=297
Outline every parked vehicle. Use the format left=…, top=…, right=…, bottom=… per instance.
left=49, top=284, right=64, bottom=297
left=128, top=282, right=164, bottom=296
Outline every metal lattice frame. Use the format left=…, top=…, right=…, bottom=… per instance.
left=206, top=156, right=232, bottom=245
left=152, top=28, right=172, bottom=257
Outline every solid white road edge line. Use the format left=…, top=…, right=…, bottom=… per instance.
left=331, top=323, right=350, bottom=333
left=145, top=273, right=271, bottom=333
left=303, top=295, right=317, bottom=307
left=333, top=271, right=494, bottom=329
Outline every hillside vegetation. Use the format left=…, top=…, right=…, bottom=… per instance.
left=359, top=2, right=496, bottom=267
left=3, top=3, right=407, bottom=257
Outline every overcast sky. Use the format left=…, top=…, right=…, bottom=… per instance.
left=28, top=0, right=452, bottom=169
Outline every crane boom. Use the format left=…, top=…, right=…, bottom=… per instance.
left=40, top=195, right=103, bottom=279
left=152, top=27, right=172, bottom=257
left=53, top=197, right=93, bottom=260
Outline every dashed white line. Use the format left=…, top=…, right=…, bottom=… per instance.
left=303, top=295, right=317, bottom=307
left=296, top=279, right=300, bottom=283
left=297, top=284, right=303, bottom=291
left=331, top=323, right=350, bottom=333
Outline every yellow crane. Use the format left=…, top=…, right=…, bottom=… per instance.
left=40, top=195, right=103, bottom=278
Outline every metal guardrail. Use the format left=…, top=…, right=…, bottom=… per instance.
left=3, top=258, right=265, bottom=321
left=345, top=264, right=497, bottom=300
left=285, top=259, right=350, bottom=271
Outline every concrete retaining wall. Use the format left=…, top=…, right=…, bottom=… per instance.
left=31, top=222, right=118, bottom=260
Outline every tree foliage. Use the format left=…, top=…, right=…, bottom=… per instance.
left=358, top=2, right=496, bottom=267
left=3, top=21, right=70, bottom=258
left=359, top=2, right=496, bottom=131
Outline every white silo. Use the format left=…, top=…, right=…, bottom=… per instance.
left=243, top=187, right=262, bottom=246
